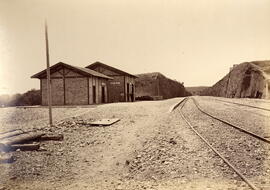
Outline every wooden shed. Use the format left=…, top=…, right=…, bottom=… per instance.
left=86, top=62, right=137, bottom=103
left=31, top=62, right=112, bottom=105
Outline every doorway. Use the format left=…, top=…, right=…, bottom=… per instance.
left=93, top=86, right=96, bottom=104
left=127, top=83, right=130, bottom=102
left=102, top=86, right=105, bottom=103
left=131, top=84, right=134, bottom=102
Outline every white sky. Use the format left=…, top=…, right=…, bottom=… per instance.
left=0, top=0, right=270, bottom=95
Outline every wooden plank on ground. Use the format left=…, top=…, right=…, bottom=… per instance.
left=0, top=130, right=26, bottom=140
left=0, top=132, right=44, bottom=151
left=0, top=129, right=23, bottom=135
left=89, top=118, right=120, bottom=126
left=10, top=143, right=40, bottom=151
left=39, top=134, right=64, bottom=141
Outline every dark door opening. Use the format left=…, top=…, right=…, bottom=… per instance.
left=131, top=84, right=134, bottom=102
left=127, top=83, right=130, bottom=102
left=93, top=86, right=96, bottom=104
left=102, top=86, right=105, bottom=103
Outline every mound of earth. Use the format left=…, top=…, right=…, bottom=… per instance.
left=201, top=61, right=270, bottom=99
left=135, top=72, right=190, bottom=100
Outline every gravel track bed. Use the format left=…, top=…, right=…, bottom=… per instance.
left=210, top=100, right=270, bottom=118
left=195, top=97, right=270, bottom=137
left=124, top=109, right=250, bottom=190
left=200, top=96, right=270, bottom=110
left=180, top=98, right=270, bottom=189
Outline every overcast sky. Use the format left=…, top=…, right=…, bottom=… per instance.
left=0, top=0, right=270, bottom=95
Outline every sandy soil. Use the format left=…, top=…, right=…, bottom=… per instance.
left=0, top=97, right=270, bottom=190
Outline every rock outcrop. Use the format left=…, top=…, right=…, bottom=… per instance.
left=201, top=61, right=270, bottom=99
left=135, top=72, right=190, bottom=100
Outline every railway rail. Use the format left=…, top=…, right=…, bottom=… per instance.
left=206, top=98, right=270, bottom=118
left=173, top=97, right=270, bottom=190
left=213, top=98, right=270, bottom=112
left=192, top=97, right=270, bottom=144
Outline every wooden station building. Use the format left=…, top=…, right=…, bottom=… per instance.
left=31, top=61, right=136, bottom=105
left=86, top=62, right=137, bottom=103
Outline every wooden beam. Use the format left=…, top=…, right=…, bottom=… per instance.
left=63, top=67, right=66, bottom=105
left=41, top=76, right=88, bottom=79
left=40, top=79, right=43, bottom=105
left=124, top=75, right=126, bottom=102
left=0, top=132, right=44, bottom=151
left=10, top=143, right=40, bottom=151
left=0, top=130, right=25, bottom=140
left=39, top=134, right=63, bottom=141
left=87, top=78, right=90, bottom=105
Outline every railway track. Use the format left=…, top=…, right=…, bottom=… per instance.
left=174, top=97, right=270, bottom=190
left=207, top=98, right=270, bottom=119
left=191, top=97, right=270, bottom=144
left=213, top=98, right=270, bottom=112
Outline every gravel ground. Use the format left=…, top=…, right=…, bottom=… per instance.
left=1, top=97, right=270, bottom=189
left=200, top=96, right=270, bottom=110
left=180, top=97, right=270, bottom=189
left=0, top=106, right=97, bottom=132
left=196, top=96, right=270, bottom=138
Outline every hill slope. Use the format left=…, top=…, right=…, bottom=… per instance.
left=201, top=61, right=270, bottom=99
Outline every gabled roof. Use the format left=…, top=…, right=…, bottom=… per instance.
left=86, top=61, right=137, bottom=78
left=31, top=62, right=113, bottom=79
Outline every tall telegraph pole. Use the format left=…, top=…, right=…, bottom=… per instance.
left=45, top=21, right=53, bottom=126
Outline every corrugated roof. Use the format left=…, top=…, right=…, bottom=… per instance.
left=31, top=62, right=113, bottom=79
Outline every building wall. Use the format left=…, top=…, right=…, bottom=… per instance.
left=135, top=73, right=187, bottom=99
left=65, top=77, right=88, bottom=105
left=124, top=75, right=136, bottom=102
left=89, top=77, right=108, bottom=104
left=91, top=66, right=135, bottom=102
left=40, top=67, right=108, bottom=105
left=107, top=76, right=125, bottom=102
left=41, top=78, right=64, bottom=105
left=135, top=77, right=159, bottom=98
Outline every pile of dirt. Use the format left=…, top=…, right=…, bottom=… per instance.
left=201, top=61, right=270, bottom=99
left=135, top=72, right=190, bottom=100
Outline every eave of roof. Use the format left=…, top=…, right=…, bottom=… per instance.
left=86, top=61, right=138, bottom=78
left=31, top=62, right=113, bottom=79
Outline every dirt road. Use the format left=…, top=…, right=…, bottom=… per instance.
left=1, top=97, right=269, bottom=190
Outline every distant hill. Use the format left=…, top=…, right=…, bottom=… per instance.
left=201, top=60, right=270, bottom=99
left=186, top=86, right=209, bottom=95
left=135, top=72, right=191, bottom=100
left=0, top=89, right=41, bottom=107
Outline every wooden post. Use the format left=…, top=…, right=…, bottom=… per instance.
left=45, top=21, right=53, bottom=126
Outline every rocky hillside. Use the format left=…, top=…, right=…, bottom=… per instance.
left=201, top=61, right=270, bottom=99
left=135, top=72, right=190, bottom=99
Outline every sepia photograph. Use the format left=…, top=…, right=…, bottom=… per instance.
left=0, top=0, right=270, bottom=189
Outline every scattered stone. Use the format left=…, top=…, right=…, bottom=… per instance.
left=169, top=138, right=177, bottom=145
